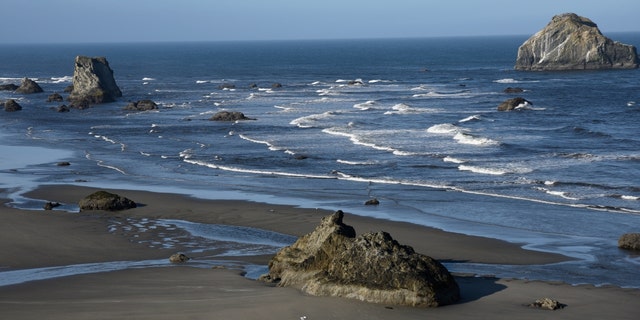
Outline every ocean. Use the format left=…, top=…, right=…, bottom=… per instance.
left=1, top=34, right=640, bottom=287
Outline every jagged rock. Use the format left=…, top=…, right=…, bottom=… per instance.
left=169, top=253, right=190, bottom=263
left=68, top=56, right=122, bottom=108
left=15, top=78, right=43, bottom=94
left=78, top=190, right=137, bottom=211
left=497, top=97, right=532, bottom=111
left=261, top=211, right=460, bottom=307
left=47, top=93, right=64, bottom=102
left=4, top=99, right=22, bottom=112
left=515, top=13, right=639, bottom=71
left=209, top=111, right=255, bottom=121
left=124, top=99, right=158, bottom=111
left=618, top=233, right=640, bottom=251
left=0, top=84, right=19, bottom=91
left=504, top=87, right=524, bottom=93
left=529, top=297, right=566, bottom=310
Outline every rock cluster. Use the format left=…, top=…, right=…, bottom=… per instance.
left=78, top=190, right=137, bottom=211
left=68, top=56, right=122, bottom=108
left=618, top=233, right=640, bottom=251
left=261, top=211, right=460, bottom=307
left=515, top=13, right=639, bottom=71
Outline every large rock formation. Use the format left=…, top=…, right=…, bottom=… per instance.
left=261, top=211, right=460, bottom=307
left=78, top=190, right=137, bottom=211
left=515, top=13, right=639, bottom=71
left=68, top=56, right=122, bottom=108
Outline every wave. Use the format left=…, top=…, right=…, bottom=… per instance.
left=412, top=90, right=478, bottom=99
left=427, top=123, right=461, bottom=134
left=142, top=77, right=156, bottom=81
left=534, top=187, right=581, bottom=200
left=92, top=134, right=126, bottom=152
left=50, top=76, right=73, bottom=83
left=458, top=165, right=508, bottom=175
left=368, top=79, right=393, bottom=84
left=353, top=100, right=377, bottom=110
left=443, top=156, right=465, bottom=164
left=238, top=134, right=282, bottom=152
left=453, top=132, right=500, bottom=146
left=459, top=115, right=482, bottom=123
left=384, top=103, right=441, bottom=115
left=290, top=111, right=338, bottom=128
left=183, top=158, right=332, bottom=180
left=336, top=159, right=379, bottom=165
left=494, top=78, right=541, bottom=84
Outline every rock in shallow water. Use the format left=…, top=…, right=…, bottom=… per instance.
left=78, top=191, right=137, bottom=211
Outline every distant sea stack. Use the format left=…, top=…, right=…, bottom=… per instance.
left=68, top=56, right=122, bottom=108
left=515, top=13, right=639, bottom=71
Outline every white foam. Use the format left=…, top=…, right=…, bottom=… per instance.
left=142, top=77, right=156, bottom=81
left=51, top=76, right=72, bottom=83
left=290, top=111, right=337, bottom=128
left=353, top=100, right=376, bottom=110
left=459, top=115, right=482, bottom=123
left=196, top=80, right=209, bottom=84
left=427, top=123, right=460, bottom=134
left=494, top=78, right=519, bottom=83
left=453, top=132, right=499, bottom=146
left=621, top=195, right=640, bottom=201
left=336, top=159, right=378, bottom=165
left=443, top=156, right=465, bottom=164
left=384, top=103, right=441, bottom=115
left=458, top=165, right=507, bottom=175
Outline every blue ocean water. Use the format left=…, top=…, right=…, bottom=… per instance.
left=1, top=34, right=640, bottom=287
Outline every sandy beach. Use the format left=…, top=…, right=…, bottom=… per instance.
left=1, top=184, right=638, bottom=319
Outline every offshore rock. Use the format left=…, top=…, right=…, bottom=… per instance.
left=209, top=111, right=255, bottom=121
left=124, top=99, right=158, bottom=111
left=15, top=77, right=44, bottom=94
left=78, top=191, right=137, bottom=211
left=0, top=84, right=19, bottom=91
left=515, top=13, right=639, bottom=71
left=261, top=211, right=460, bottom=307
left=618, top=233, right=640, bottom=251
left=47, top=93, right=64, bottom=102
left=4, top=99, right=22, bottom=112
left=68, top=56, right=122, bottom=108
left=497, top=97, right=532, bottom=111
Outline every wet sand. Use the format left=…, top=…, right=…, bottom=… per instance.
left=1, top=184, right=638, bottom=319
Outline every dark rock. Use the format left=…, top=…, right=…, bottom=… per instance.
left=124, top=99, right=158, bottom=111
left=47, top=93, right=64, bottom=102
left=272, top=82, right=283, bottom=88
left=364, top=198, right=380, bottom=205
left=78, top=190, right=137, bottom=211
left=4, top=99, right=22, bottom=112
left=169, top=253, right=190, bottom=263
left=249, top=83, right=258, bottom=89
left=529, top=297, right=566, bottom=310
left=218, top=83, right=236, bottom=90
left=43, top=202, right=61, bottom=210
left=56, top=104, right=70, bottom=112
left=0, top=84, right=19, bottom=91
left=261, top=211, right=460, bottom=307
left=618, top=233, right=640, bottom=251
left=63, top=85, right=74, bottom=93
left=15, top=78, right=43, bottom=94
left=56, top=161, right=71, bottom=166
left=497, top=97, right=532, bottom=111
left=209, top=111, right=255, bottom=121
left=515, top=13, right=639, bottom=71
left=348, top=79, right=364, bottom=85
left=504, top=87, right=524, bottom=93
left=68, top=56, right=122, bottom=108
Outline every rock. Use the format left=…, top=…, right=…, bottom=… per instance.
left=497, top=97, right=532, bottom=111
left=169, top=253, right=190, bottom=263
left=249, top=83, right=258, bottom=89
left=56, top=104, right=70, bottom=112
left=261, top=211, right=460, bottom=307
left=364, top=198, right=380, bottom=205
left=43, top=202, right=61, bottom=210
left=515, top=13, right=639, bottom=71
left=4, top=99, right=22, bottom=112
left=68, top=56, right=122, bottom=108
left=56, top=161, right=71, bottom=166
left=78, top=190, right=137, bottom=211
left=272, top=82, right=283, bottom=88
left=209, top=111, right=255, bottom=121
left=124, top=99, right=158, bottom=111
left=47, top=93, right=64, bottom=102
left=63, top=85, right=74, bottom=93
left=529, top=297, right=566, bottom=310
left=618, top=233, right=640, bottom=251
left=218, top=83, right=236, bottom=90
left=15, top=78, right=43, bottom=94
left=503, top=87, right=524, bottom=93
left=0, top=84, right=19, bottom=91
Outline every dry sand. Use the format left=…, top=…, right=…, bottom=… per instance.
left=0, top=184, right=638, bottom=319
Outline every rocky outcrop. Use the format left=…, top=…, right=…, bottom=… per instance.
left=618, top=233, right=640, bottom=251
left=515, top=13, right=639, bottom=71
left=0, top=84, right=19, bottom=91
left=15, top=78, right=43, bottom=94
left=4, top=99, right=22, bottom=112
left=124, top=99, right=158, bottom=111
left=78, top=190, right=137, bottom=211
left=68, top=56, right=122, bottom=108
left=261, top=211, right=460, bottom=307
left=209, top=111, right=255, bottom=121
left=497, top=97, right=532, bottom=111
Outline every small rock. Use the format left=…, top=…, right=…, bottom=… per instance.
left=56, top=161, right=71, bottom=166
left=4, top=99, right=22, bottom=112
left=529, top=297, right=566, bottom=310
left=56, top=104, right=70, bottom=112
left=47, top=93, right=64, bottom=102
left=618, top=233, right=640, bottom=251
left=43, top=202, right=61, bottom=210
left=124, top=99, right=158, bottom=111
left=364, top=198, right=380, bottom=205
left=169, top=253, right=190, bottom=263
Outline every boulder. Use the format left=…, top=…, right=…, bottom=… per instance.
left=209, top=111, right=255, bottom=121
left=261, top=211, right=460, bottom=307
left=529, top=297, right=566, bottom=310
left=47, top=93, right=64, bottom=102
left=618, top=233, right=640, bottom=251
left=68, top=56, right=122, bottom=108
left=169, top=253, right=190, bottom=263
left=364, top=198, right=380, bottom=205
left=0, top=84, right=19, bottom=91
left=43, top=202, right=61, bottom=210
left=15, top=77, right=43, bottom=94
left=78, top=190, right=137, bottom=211
left=497, top=97, right=532, bottom=111
left=124, top=99, right=158, bottom=111
left=4, top=99, right=22, bottom=112
left=515, top=13, right=639, bottom=71
left=56, top=104, right=70, bottom=112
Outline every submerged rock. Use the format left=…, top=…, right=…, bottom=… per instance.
left=68, top=56, right=122, bottom=108
left=515, top=13, right=639, bottom=71
left=78, top=191, right=137, bottom=211
left=497, top=97, right=532, bottom=111
left=124, top=99, right=158, bottom=111
left=618, top=233, right=640, bottom=251
left=15, top=77, right=43, bottom=94
left=261, top=210, right=460, bottom=307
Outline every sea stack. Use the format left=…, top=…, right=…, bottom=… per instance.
left=515, top=13, right=639, bottom=71
left=68, top=56, right=122, bottom=108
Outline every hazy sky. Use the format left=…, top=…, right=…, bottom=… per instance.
left=3, top=0, right=639, bottom=43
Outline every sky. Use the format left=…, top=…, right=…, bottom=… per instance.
left=3, top=0, right=640, bottom=43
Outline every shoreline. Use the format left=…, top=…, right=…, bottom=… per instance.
left=1, top=184, right=639, bottom=319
